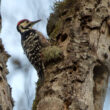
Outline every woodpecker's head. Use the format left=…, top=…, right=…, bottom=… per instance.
left=17, top=19, right=41, bottom=33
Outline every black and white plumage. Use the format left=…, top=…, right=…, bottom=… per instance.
left=17, top=19, right=50, bottom=81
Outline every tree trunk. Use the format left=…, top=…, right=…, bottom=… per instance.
left=0, top=39, right=13, bottom=110
left=0, top=5, right=13, bottom=110
left=33, top=0, right=110, bottom=110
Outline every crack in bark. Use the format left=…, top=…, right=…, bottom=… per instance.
left=86, top=16, right=110, bottom=30
left=52, top=64, right=74, bottom=74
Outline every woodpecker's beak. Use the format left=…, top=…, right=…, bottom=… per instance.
left=31, top=19, right=41, bottom=26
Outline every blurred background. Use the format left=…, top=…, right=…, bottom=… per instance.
left=0, top=0, right=109, bottom=110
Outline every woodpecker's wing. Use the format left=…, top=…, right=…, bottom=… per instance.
left=36, top=30, right=50, bottom=47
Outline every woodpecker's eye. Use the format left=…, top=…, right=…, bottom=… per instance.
left=26, top=20, right=29, bottom=23
left=21, top=26, right=24, bottom=28
left=21, top=26, right=26, bottom=29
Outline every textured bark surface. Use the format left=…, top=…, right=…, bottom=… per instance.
left=33, top=0, right=110, bottom=110
left=0, top=12, right=13, bottom=110
left=0, top=40, right=13, bottom=110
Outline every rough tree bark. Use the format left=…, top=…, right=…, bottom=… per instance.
left=0, top=4, right=13, bottom=110
left=0, top=40, right=13, bottom=110
left=33, top=0, right=110, bottom=110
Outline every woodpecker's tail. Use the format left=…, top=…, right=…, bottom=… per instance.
left=37, top=63, right=45, bottom=82
left=38, top=68, right=44, bottom=82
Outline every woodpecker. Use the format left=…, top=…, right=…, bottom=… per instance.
left=17, top=19, right=50, bottom=81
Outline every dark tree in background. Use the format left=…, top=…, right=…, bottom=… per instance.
left=0, top=2, right=13, bottom=109
left=33, top=0, right=110, bottom=110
